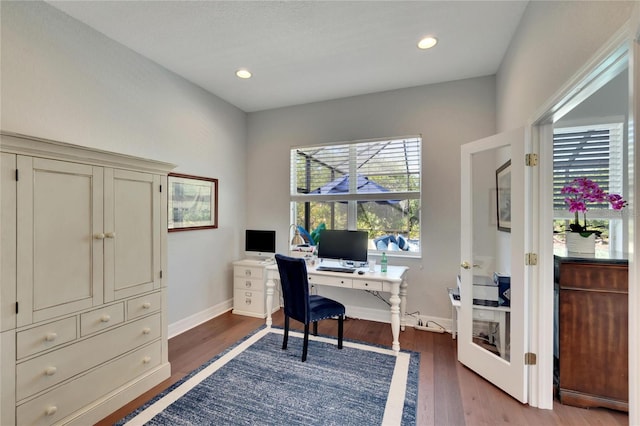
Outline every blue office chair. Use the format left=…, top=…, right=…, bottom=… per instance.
left=275, top=254, right=345, bottom=362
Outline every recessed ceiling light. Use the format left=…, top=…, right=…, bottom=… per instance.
left=236, top=69, right=252, bottom=79
left=417, top=36, right=438, bottom=50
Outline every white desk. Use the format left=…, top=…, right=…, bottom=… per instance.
left=265, top=263, right=409, bottom=354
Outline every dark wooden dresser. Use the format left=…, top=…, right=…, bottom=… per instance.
left=555, top=254, right=628, bottom=411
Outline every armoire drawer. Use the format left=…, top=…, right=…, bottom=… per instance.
left=127, top=291, right=162, bottom=320
left=16, top=312, right=161, bottom=400
left=16, top=340, right=162, bottom=426
left=16, top=317, right=77, bottom=360
left=80, top=303, right=125, bottom=337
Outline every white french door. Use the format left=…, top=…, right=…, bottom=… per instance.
left=459, top=127, right=530, bottom=402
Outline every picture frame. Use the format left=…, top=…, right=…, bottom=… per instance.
left=496, top=160, right=511, bottom=232
left=168, top=173, right=218, bottom=231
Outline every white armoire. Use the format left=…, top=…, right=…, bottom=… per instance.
left=1, top=133, right=175, bottom=425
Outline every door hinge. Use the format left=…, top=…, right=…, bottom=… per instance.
left=160, top=270, right=163, bottom=279
left=15, top=302, right=19, bottom=314
left=525, top=352, right=537, bottom=365
left=525, top=153, right=538, bottom=166
left=15, top=169, right=19, bottom=181
left=159, top=184, right=162, bottom=193
left=525, top=253, right=538, bottom=265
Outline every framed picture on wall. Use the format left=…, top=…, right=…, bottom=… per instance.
left=496, top=160, right=511, bottom=232
left=168, top=173, right=218, bottom=231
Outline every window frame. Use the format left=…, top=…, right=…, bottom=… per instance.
left=290, top=136, right=422, bottom=257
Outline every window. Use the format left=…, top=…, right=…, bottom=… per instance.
left=290, top=136, right=421, bottom=255
left=553, top=123, right=625, bottom=249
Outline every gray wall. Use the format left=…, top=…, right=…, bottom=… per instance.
left=1, top=1, right=248, bottom=326
left=496, top=0, right=634, bottom=131
left=247, top=77, right=496, bottom=320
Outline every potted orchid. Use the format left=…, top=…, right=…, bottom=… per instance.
left=560, top=177, right=626, bottom=253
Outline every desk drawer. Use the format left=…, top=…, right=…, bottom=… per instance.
left=234, top=266, right=264, bottom=280
left=233, top=288, right=264, bottom=315
left=308, top=274, right=352, bottom=288
left=235, top=277, right=264, bottom=291
left=353, top=278, right=383, bottom=291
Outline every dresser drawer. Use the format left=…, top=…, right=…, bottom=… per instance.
left=308, top=274, right=352, bottom=288
left=353, top=278, right=383, bottom=291
left=127, top=291, right=162, bottom=320
left=234, top=265, right=264, bottom=280
left=17, top=312, right=161, bottom=400
left=234, top=277, right=264, bottom=291
left=80, top=303, right=124, bottom=337
left=16, top=340, right=162, bottom=426
left=16, top=317, right=77, bottom=360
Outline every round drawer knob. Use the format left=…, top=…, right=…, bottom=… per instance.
left=94, top=233, right=105, bottom=240
left=245, top=281, right=251, bottom=287
left=45, top=406, right=58, bottom=416
left=142, top=327, right=151, bottom=335
left=142, top=302, right=152, bottom=309
left=105, top=231, right=116, bottom=238
left=143, top=356, right=152, bottom=364
left=45, top=332, right=58, bottom=342
left=245, top=270, right=252, bottom=276
left=45, top=366, right=57, bottom=376
left=101, top=314, right=111, bottom=323
left=245, top=299, right=252, bottom=305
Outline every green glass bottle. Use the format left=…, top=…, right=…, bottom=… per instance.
left=381, top=252, right=388, bottom=273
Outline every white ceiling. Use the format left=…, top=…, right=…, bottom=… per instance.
left=46, top=1, right=529, bottom=113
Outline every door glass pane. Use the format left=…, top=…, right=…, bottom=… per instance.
left=471, top=147, right=511, bottom=361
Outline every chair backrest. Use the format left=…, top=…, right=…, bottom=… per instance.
left=275, top=254, right=310, bottom=324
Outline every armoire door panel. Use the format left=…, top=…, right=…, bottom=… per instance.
left=104, top=169, right=160, bottom=301
left=1, top=153, right=17, bottom=332
left=17, top=157, right=103, bottom=326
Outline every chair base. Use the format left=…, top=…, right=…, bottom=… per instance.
left=282, top=315, right=344, bottom=362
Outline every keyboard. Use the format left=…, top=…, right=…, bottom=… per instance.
left=316, top=266, right=356, bottom=273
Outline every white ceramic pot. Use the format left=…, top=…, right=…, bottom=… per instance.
left=566, top=232, right=596, bottom=254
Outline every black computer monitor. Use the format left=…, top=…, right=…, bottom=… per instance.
left=245, top=230, right=276, bottom=259
left=317, top=230, right=368, bottom=263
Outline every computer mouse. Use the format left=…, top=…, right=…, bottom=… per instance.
left=357, top=270, right=365, bottom=275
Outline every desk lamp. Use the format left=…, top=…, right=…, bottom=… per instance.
left=290, top=224, right=305, bottom=246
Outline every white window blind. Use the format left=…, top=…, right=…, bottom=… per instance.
left=291, top=137, right=421, bottom=202
left=553, top=123, right=624, bottom=218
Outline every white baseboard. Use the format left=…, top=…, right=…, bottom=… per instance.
left=345, top=305, right=452, bottom=334
left=168, top=299, right=453, bottom=338
left=168, top=299, right=233, bottom=339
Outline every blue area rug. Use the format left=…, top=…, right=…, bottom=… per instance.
left=117, top=327, right=419, bottom=425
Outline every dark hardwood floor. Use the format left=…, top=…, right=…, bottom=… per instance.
left=96, top=310, right=628, bottom=425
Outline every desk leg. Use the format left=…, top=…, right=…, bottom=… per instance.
left=265, top=277, right=275, bottom=328
left=389, top=282, right=401, bottom=354
left=399, top=279, right=408, bottom=332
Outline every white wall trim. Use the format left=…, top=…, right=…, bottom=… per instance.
left=528, top=16, right=638, bottom=412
